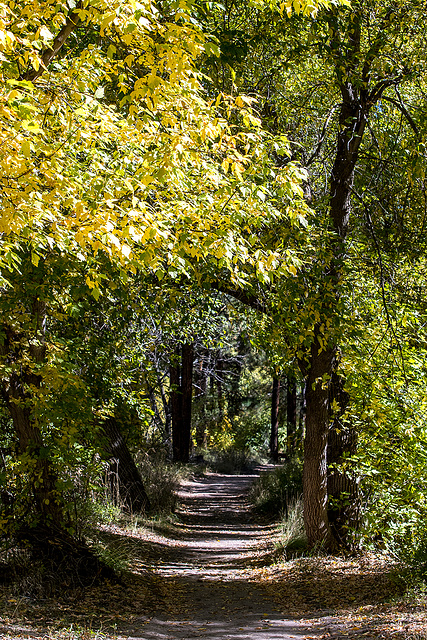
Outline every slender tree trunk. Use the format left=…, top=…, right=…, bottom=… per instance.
left=181, top=342, right=194, bottom=461
left=157, top=370, right=172, bottom=442
left=170, top=345, right=183, bottom=461
left=101, top=417, right=150, bottom=513
left=195, top=350, right=209, bottom=448
left=171, top=343, right=194, bottom=462
left=216, top=355, right=224, bottom=420
left=270, top=376, right=280, bottom=462
left=286, top=375, right=297, bottom=454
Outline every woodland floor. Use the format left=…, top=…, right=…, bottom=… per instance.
left=1, top=469, right=427, bottom=639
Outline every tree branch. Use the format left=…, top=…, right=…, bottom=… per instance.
left=211, top=283, right=266, bottom=313
left=20, top=2, right=82, bottom=82
left=382, top=92, right=420, bottom=140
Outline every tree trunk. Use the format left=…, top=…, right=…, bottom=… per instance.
left=2, top=372, right=65, bottom=530
left=181, top=342, right=194, bottom=461
left=0, top=296, right=67, bottom=535
left=194, top=349, right=209, bottom=448
left=270, top=376, right=280, bottom=462
left=303, top=336, right=337, bottom=550
left=302, top=13, right=378, bottom=549
left=171, top=346, right=183, bottom=461
left=286, top=375, right=297, bottom=454
left=101, top=417, right=150, bottom=513
left=171, top=343, right=194, bottom=462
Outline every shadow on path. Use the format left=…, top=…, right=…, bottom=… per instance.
left=119, top=470, right=318, bottom=640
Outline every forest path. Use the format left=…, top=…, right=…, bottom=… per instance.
left=120, top=471, right=315, bottom=640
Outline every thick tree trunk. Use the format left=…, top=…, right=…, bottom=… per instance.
left=1, top=297, right=67, bottom=534
left=101, top=417, right=150, bottom=513
left=302, top=18, right=377, bottom=547
left=270, top=376, right=280, bottom=462
left=171, top=343, right=194, bottom=462
left=2, top=372, right=65, bottom=530
left=303, top=337, right=337, bottom=550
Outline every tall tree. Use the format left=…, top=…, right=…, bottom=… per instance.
left=171, top=343, right=194, bottom=463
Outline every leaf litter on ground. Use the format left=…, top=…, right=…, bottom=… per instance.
left=1, top=475, right=427, bottom=640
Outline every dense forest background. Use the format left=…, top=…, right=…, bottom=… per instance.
left=2, top=0, right=427, bottom=585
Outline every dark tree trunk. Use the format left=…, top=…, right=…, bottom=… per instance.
left=270, top=376, right=280, bottom=462
left=227, top=335, right=245, bottom=420
left=171, top=343, right=194, bottom=462
left=2, top=372, right=65, bottom=530
left=216, top=355, right=224, bottom=419
left=286, top=375, right=297, bottom=454
left=303, top=337, right=337, bottom=550
left=194, top=349, right=209, bottom=448
left=171, top=346, right=183, bottom=461
left=101, top=417, right=150, bottom=513
left=0, top=298, right=67, bottom=535
left=181, top=342, right=194, bottom=461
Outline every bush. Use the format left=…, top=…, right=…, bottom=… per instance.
left=391, top=521, right=427, bottom=577
left=249, top=459, right=303, bottom=517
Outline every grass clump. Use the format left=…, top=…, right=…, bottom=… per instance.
left=137, top=454, right=183, bottom=514
left=250, top=459, right=302, bottom=517
left=277, top=498, right=307, bottom=556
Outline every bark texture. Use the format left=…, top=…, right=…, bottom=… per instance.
left=303, top=338, right=337, bottom=549
left=302, top=11, right=388, bottom=549
left=101, top=417, right=150, bottom=513
left=327, top=373, right=360, bottom=547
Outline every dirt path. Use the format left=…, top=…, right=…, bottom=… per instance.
left=121, top=471, right=316, bottom=640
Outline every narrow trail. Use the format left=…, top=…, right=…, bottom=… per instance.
left=122, top=471, right=315, bottom=640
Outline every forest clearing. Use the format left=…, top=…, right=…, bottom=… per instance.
left=3, top=0, right=427, bottom=637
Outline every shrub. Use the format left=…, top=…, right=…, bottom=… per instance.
left=204, top=448, right=260, bottom=474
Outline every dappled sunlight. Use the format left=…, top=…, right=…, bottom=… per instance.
left=123, top=613, right=312, bottom=640
left=1, top=471, right=424, bottom=640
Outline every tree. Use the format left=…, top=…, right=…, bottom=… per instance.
left=198, top=0, right=427, bottom=549
left=270, top=376, right=281, bottom=462
left=171, top=343, right=194, bottom=463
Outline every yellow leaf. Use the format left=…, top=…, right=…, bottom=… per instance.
left=21, top=139, right=31, bottom=157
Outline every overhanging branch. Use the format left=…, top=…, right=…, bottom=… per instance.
left=20, top=2, right=82, bottom=82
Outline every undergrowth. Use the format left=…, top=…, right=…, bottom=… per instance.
left=249, top=459, right=302, bottom=517
left=204, top=448, right=260, bottom=474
